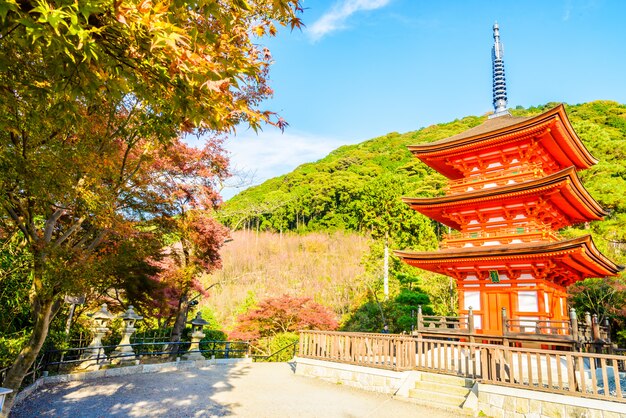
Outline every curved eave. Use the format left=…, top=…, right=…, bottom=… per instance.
left=408, top=105, right=598, bottom=177
left=402, top=167, right=607, bottom=230
left=395, top=235, right=623, bottom=280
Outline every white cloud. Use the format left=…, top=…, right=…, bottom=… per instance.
left=221, top=129, right=343, bottom=199
left=307, top=0, right=392, bottom=42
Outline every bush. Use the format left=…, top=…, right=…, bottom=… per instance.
left=255, top=332, right=299, bottom=362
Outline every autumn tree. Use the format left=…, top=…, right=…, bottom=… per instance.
left=139, top=137, right=231, bottom=351
left=230, top=295, right=338, bottom=341
left=0, top=1, right=303, bottom=413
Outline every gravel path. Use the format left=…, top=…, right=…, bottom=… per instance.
left=10, top=362, right=460, bottom=417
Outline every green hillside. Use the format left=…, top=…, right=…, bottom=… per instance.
left=219, top=101, right=626, bottom=260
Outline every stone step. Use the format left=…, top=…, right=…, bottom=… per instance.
left=393, top=395, right=474, bottom=417
left=414, top=380, right=472, bottom=397
left=408, top=387, right=467, bottom=408
left=420, top=372, right=474, bottom=388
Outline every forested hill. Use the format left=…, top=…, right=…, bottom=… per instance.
left=218, top=101, right=626, bottom=256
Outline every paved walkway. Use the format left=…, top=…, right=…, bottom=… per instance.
left=10, top=362, right=459, bottom=417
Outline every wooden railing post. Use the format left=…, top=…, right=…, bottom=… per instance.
left=603, top=318, right=611, bottom=344
left=570, top=308, right=579, bottom=345
left=468, top=306, right=475, bottom=345
left=501, top=308, right=509, bottom=347
left=585, top=312, right=592, bottom=341
left=417, top=305, right=423, bottom=332
left=592, top=314, right=600, bottom=343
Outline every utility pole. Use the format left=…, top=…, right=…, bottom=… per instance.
left=384, top=231, right=389, bottom=300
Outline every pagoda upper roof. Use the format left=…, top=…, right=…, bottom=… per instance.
left=403, top=167, right=606, bottom=230
left=395, top=235, right=623, bottom=286
left=408, top=105, right=598, bottom=179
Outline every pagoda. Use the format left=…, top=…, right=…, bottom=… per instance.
left=396, top=23, right=622, bottom=336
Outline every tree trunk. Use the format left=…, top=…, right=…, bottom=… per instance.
left=168, top=292, right=190, bottom=358
left=1, top=296, right=55, bottom=417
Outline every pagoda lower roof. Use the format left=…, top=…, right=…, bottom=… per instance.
left=395, top=235, right=623, bottom=286
left=403, top=167, right=606, bottom=230
left=408, top=104, right=597, bottom=179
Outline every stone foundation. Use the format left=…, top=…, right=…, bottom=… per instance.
left=478, top=384, right=626, bottom=418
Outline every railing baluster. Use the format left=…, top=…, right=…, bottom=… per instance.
left=614, top=357, right=623, bottom=400
left=600, top=358, right=609, bottom=399
left=566, top=354, right=576, bottom=393
left=577, top=356, right=586, bottom=394
left=590, top=355, right=598, bottom=395
left=556, top=353, right=563, bottom=390
left=536, top=352, right=543, bottom=388
left=546, top=353, right=553, bottom=389
left=526, top=352, right=533, bottom=387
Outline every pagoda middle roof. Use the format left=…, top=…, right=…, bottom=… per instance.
left=408, top=105, right=598, bottom=179
left=394, top=235, right=623, bottom=285
left=403, top=167, right=607, bottom=230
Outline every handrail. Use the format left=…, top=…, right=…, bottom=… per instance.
left=253, top=340, right=299, bottom=362
left=0, top=340, right=250, bottom=388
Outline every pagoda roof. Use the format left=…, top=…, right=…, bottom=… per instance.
left=395, top=235, right=623, bottom=286
left=403, top=167, right=606, bottom=230
left=408, top=105, right=598, bottom=179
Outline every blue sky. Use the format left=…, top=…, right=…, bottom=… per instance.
left=221, top=0, right=626, bottom=199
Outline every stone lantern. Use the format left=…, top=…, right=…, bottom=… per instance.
left=111, top=305, right=143, bottom=365
left=183, top=312, right=209, bottom=361
left=80, top=303, right=115, bottom=369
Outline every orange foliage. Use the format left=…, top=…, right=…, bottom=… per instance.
left=230, top=294, right=338, bottom=341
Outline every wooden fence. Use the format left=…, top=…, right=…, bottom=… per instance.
left=299, top=331, right=416, bottom=371
left=299, top=331, right=626, bottom=403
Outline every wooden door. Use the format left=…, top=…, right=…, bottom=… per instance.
left=485, top=292, right=511, bottom=335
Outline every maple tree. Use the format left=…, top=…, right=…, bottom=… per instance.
left=139, top=137, right=230, bottom=351
left=0, top=0, right=303, bottom=413
left=230, top=295, right=338, bottom=341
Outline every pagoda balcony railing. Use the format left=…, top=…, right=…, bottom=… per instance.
left=414, top=306, right=611, bottom=349
left=441, top=224, right=559, bottom=249
left=444, top=163, right=546, bottom=195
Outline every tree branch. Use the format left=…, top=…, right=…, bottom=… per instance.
left=55, top=216, right=86, bottom=246
left=43, top=209, right=66, bottom=243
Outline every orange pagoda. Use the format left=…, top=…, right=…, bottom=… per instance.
left=396, top=23, right=622, bottom=337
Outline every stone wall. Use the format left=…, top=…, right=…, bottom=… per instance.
left=294, top=357, right=417, bottom=396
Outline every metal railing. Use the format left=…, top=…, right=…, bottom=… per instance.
left=252, top=340, right=300, bottom=362
left=0, top=340, right=250, bottom=388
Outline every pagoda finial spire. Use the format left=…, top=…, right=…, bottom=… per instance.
left=489, top=21, right=510, bottom=119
